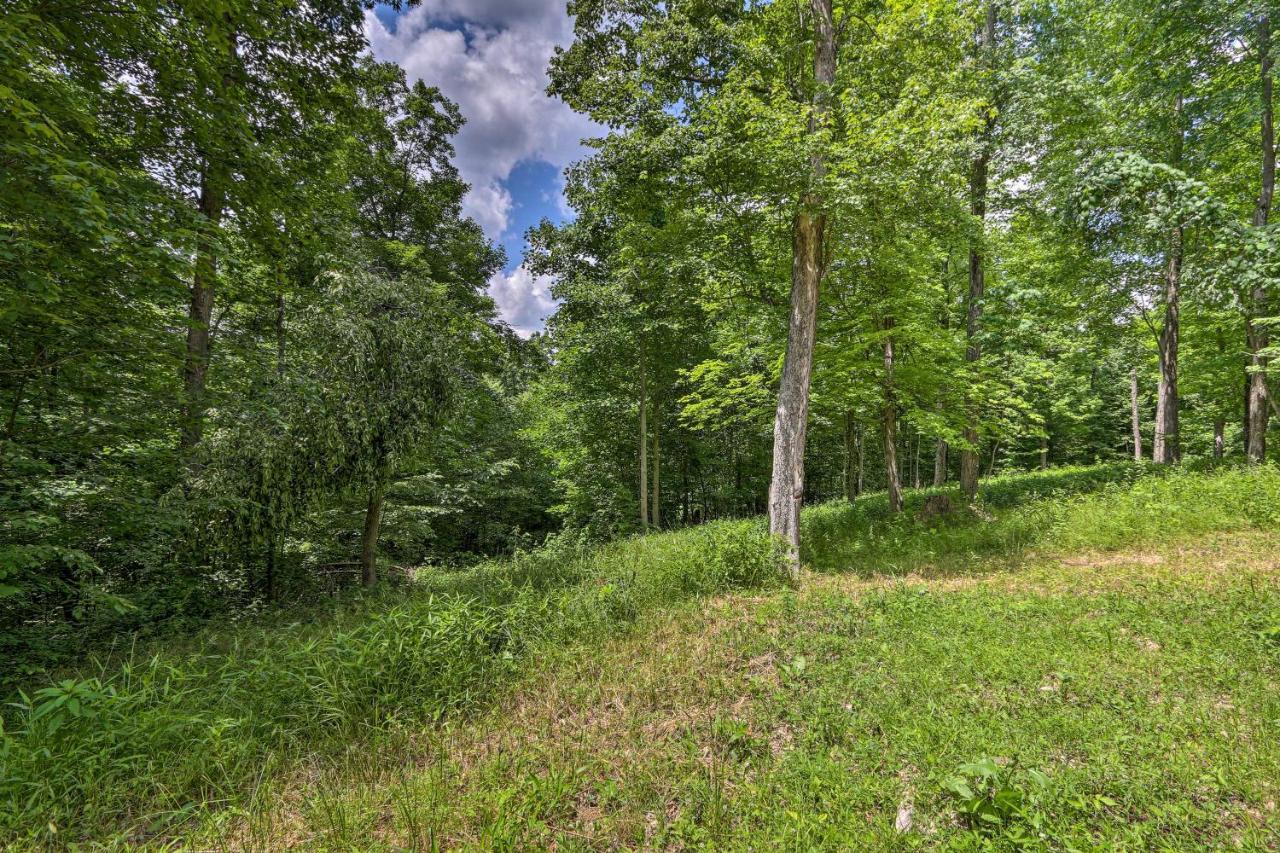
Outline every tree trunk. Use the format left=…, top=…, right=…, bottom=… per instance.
left=987, top=440, right=1000, bottom=477
left=855, top=424, right=865, bottom=496
left=842, top=411, right=857, bottom=502
left=883, top=327, right=902, bottom=513
left=933, top=439, right=948, bottom=486
left=1130, top=368, right=1143, bottom=461
left=1153, top=226, right=1182, bottom=464
left=651, top=404, right=661, bottom=528
left=1154, top=92, right=1185, bottom=465
left=275, top=278, right=286, bottom=379
left=911, top=431, right=921, bottom=489
left=360, top=480, right=386, bottom=587
left=767, top=0, right=834, bottom=579
left=179, top=172, right=226, bottom=453
left=1214, top=417, right=1225, bottom=459
left=960, top=2, right=997, bottom=503
left=1248, top=14, right=1274, bottom=464
left=639, top=366, right=649, bottom=530
left=1039, top=436, right=1048, bottom=470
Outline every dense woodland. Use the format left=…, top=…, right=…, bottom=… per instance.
left=4, top=0, right=1279, bottom=670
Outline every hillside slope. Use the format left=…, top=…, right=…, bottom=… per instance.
left=5, top=464, right=1280, bottom=848
left=210, top=529, right=1280, bottom=850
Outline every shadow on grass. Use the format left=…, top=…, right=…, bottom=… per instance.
left=801, top=461, right=1192, bottom=579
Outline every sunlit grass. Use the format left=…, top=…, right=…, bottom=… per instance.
left=3, top=463, right=1278, bottom=847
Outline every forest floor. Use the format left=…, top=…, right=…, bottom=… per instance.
left=186, top=482, right=1280, bottom=849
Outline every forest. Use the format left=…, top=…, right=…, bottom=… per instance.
left=3, top=0, right=1280, bottom=848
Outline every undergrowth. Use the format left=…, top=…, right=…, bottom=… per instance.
left=3, top=461, right=1277, bottom=845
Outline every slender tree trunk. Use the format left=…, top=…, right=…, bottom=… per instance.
left=179, top=172, right=226, bottom=453
left=855, top=424, right=865, bottom=496
left=987, top=440, right=1000, bottom=477
left=1153, top=226, right=1182, bottom=464
left=1154, top=92, right=1185, bottom=464
left=842, top=411, right=857, bottom=502
left=911, top=432, right=921, bottom=489
left=1214, top=417, right=1226, bottom=459
left=1249, top=15, right=1274, bottom=463
left=883, top=326, right=902, bottom=513
left=883, top=409, right=901, bottom=513
left=768, top=0, right=834, bottom=578
left=933, top=439, right=948, bottom=486
left=1130, top=368, right=1143, bottom=461
left=639, top=366, right=649, bottom=530
left=1039, top=436, right=1048, bottom=470
left=360, top=479, right=386, bottom=587
left=960, top=2, right=997, bottom=502
left=651, top=404, right=661, bottom=528
left=681, top=450, right=690, bottom=524
left=1244, top=370, right=1253, bottom=454
left=275, top=272, right=286, bottom=379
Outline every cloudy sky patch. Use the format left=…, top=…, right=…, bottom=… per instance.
left=365, top=0, right=599, bottom=335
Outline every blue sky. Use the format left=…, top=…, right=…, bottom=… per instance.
left=365, top=1, right=599, bottom=335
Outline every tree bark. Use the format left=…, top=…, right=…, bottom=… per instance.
left=639, top=366, right=649, bottom=530
left=1153, top=92, right=1185, bottom=465
left=1248, top=14, right=1274, bottom=464
left=1039, top=436, right=1048, bottom=470
left=842, top=411, right=857, bottom=502
left=360, top=480, right=386, bottom=587
left=960, top=2, right=997, bottom=503
left=933, top=439, right=948, bottom=486
left=651, top=403, right=661, bottom=528
left=855, top=424, right=865, bottom=496
left=882, top=325, right=902, bottom=513
left=179, top=171, right=226, bottom=453
left=275, top=276, right=286, bottom=379
left=767, top=0, right=834, bottom=579
left=1130, top=368, right=1143, bottom=461
left=1153, top=225, right=1182, bottom=464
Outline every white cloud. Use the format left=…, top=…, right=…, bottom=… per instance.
left=365, top=3, right=599, bottom=334
left=364, top=1, right=598, bottom=239
left=488, top=265, right=557, bottom=337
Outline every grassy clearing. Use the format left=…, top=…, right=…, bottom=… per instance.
left=4, top=463, right=1280, bottom=848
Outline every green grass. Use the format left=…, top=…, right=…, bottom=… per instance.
left=3, top=462, right=1279, bottom=848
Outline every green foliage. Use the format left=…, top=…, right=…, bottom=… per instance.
left=0, top=515, right=783, bottom=842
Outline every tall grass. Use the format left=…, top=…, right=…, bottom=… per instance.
left=3, top=462, right=1277, bottom=844
left=0, top=520, right=782, bottom=844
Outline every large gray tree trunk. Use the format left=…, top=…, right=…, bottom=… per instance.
left=960, top=2, right=997, bottom=502
left=767, top=0, right=835, bottom=580
left=1249, top=14, right=1274, bottom=463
